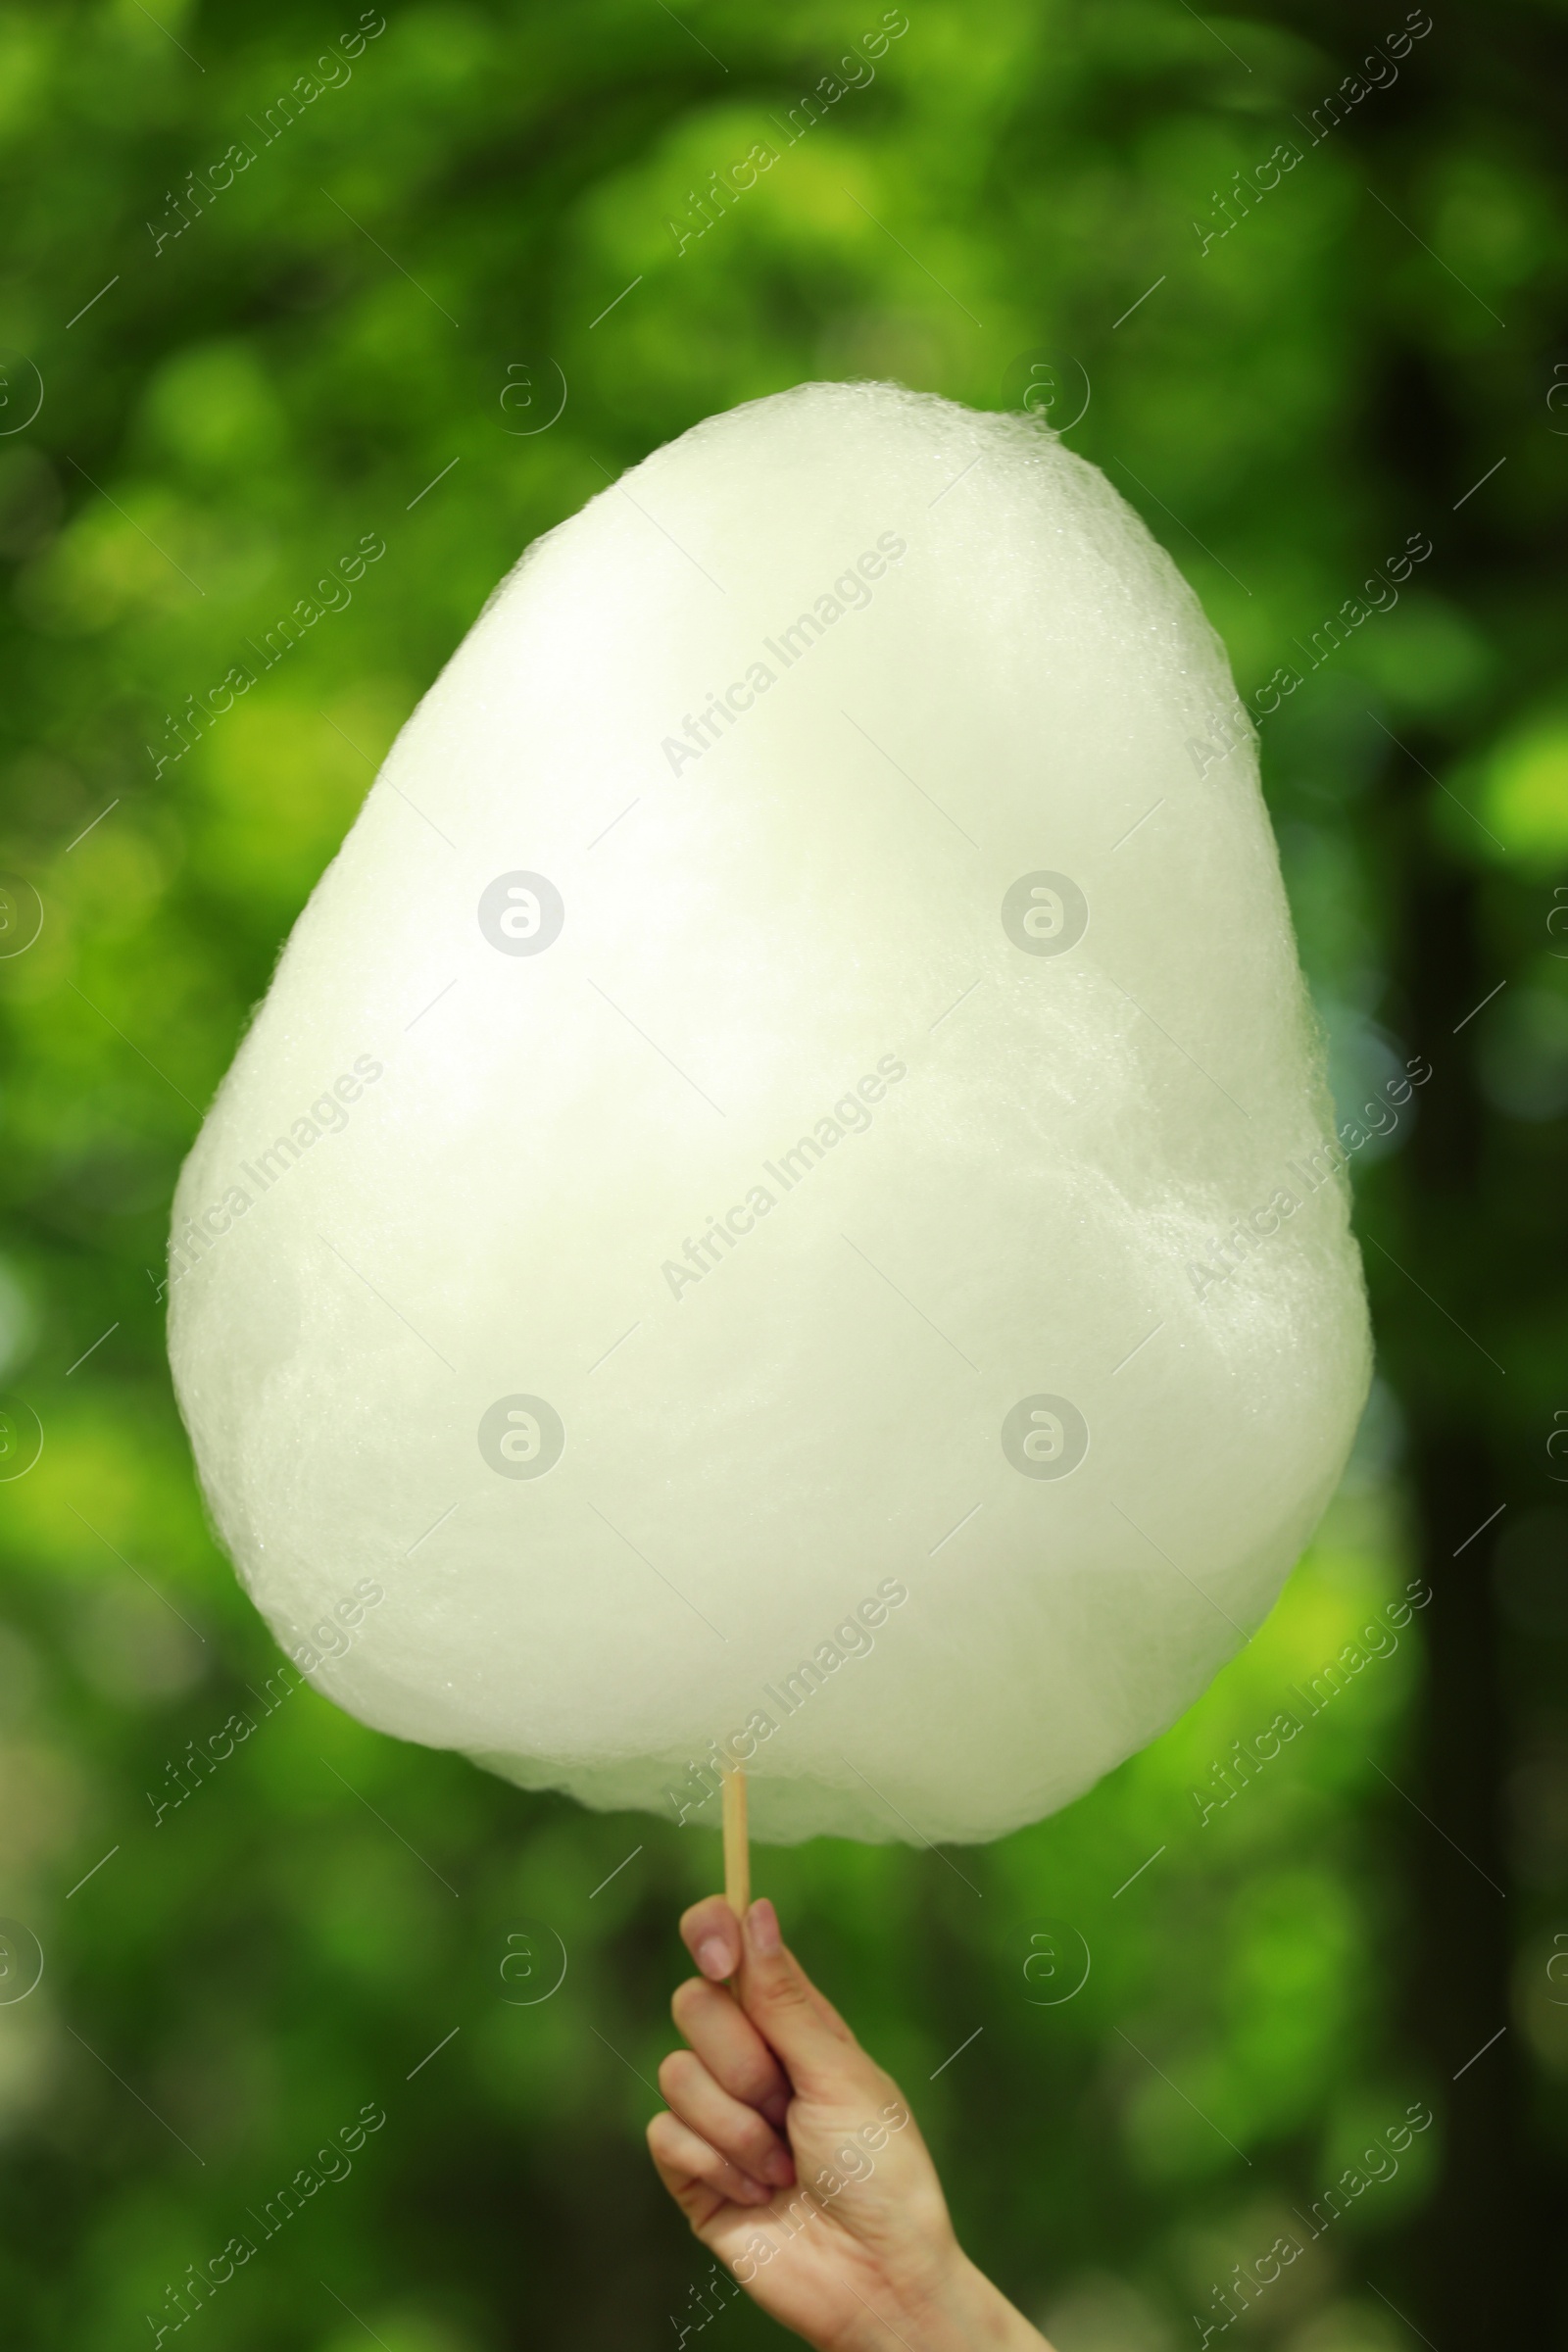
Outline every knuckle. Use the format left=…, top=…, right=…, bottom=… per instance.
left=763, top=1967, right=812, bottom=2013
left=734, top=2057, right=779, bottom=2107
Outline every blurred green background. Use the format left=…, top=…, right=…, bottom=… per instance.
left=1, top=0, right=1565, bottom=2344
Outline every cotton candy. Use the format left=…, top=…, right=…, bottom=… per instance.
left=168, top=381, right=1370, bottom=1846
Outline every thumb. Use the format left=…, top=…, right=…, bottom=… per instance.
left=735, top=1898, right=875, bottom=2101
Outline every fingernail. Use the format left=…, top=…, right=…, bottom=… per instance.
left=739, top=2177, right=772, bottom=2204
left=764, top=2145, right=796, bottom=2185
left=696, top=1935, right=733, bottom=1981
left=746, top=1898, right=781, bottom=1956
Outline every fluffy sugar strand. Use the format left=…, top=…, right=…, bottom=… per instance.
left=169, top=382, right=1370, bottom=1844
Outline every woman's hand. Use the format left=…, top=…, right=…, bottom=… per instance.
left=648, top=1892, right=1051, bottom=2352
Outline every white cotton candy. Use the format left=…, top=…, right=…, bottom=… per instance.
left=169, top=381, right=1370, bottom=1846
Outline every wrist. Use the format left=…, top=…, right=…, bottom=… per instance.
left=843, top=2247, right=1046, bottom=2352
left=923, top=2250, right=1049, bottom=2349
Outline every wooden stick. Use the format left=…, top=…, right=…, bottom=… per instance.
left=721, top=1762, right=750, bottom=1921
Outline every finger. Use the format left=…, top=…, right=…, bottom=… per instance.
left=647, top=2107, right=774, bottom=2213
left=659, top=2047, right=796, bottom=2189
left=736, top=1898, right=884, bottom=2101
left=672, top=1977, right=792, bottom=2125
left=647, top=2110, right=727, bottom=2229
left=680, top=1894, right=742, bottom=1984
left=647, top=2117, right=724, bottom=2230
